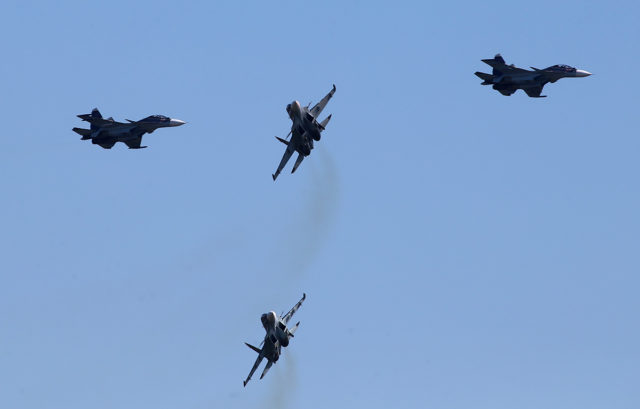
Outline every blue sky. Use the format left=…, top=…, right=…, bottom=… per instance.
left=1, top=1, right=639, bottom=408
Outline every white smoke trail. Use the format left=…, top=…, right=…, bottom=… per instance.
left=274, top=145, right=341, bottom=279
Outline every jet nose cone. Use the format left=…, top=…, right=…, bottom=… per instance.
left=290, top=101, right=302, bottom=115
left=169, top=118, right=186, bottom=127
left=576, top=69, right=592, bottom=77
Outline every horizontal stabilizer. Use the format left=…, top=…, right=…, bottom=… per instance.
left=474, top=72, right=493, bottom=84
left=245, top=343, right=262, bottom=354
left=275, top=136, right=289, bottom=145
left=72, top=127, right=92, bottom=137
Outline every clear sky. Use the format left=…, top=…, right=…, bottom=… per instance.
left=1, top=1, right=639, bottom=408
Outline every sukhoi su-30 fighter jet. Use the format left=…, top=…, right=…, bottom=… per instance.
left=272, top=85, right=336, bottom=180
left=72, top=108, right=186, bottom=149
left=475, top=54, right=591, bottom=97
left=243, top=293, right=306, bottom=387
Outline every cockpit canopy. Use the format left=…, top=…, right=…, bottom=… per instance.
left=141, top=115, right=170, bottom=123
left=546, top=64, right=576, bottom=73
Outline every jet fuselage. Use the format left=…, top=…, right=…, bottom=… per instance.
left=272, top=85, right=335, bottom=180
left=475, top=55, right=591, bottom=97
left=73, top=109, right=185, bottom=149
left=243, top=293, right=305, bottom=386
left=261, top=310, right=292, bottom=351
left=491, top=68, right=591, bottom=87
left=287, top=101, right=320, bottom=156
left=90, top=118, right=185, bottom=140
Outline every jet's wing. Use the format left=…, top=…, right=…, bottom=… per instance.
left=523, top=85, right=547, bottom=98
left=310, top=84, right=336, bottom=118
left=273, top=141, right=295, bottom=181
left=282, top=293, right=306, bottom=325
left=244, top=355, right=263, bottom=387
left=243, top=342, right=264, bottom=387
left=124, top=135, right=147, bottom=149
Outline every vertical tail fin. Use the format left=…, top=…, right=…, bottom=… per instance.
left=319, top=114, right=332, bottom=130
left=288, top=321, right=300, bottom=337
left=492, top=54, right=506, bottom=76
left=245, top=343, right=262, bottom=354
left=90, top=108, right=103, bottom=130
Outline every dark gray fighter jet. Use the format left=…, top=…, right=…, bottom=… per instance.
left=243, top=293, right=306, bottom=387
left=72, top=108, right=186, bottom=149
left=272, top=85, right=336, bottom=180
left=475, top=54, right=591, bottom=97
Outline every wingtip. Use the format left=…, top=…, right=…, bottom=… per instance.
left=302, top=293, right=306, bottom=299
left=243, top=381, right=247, bottom=387
left=272, top=174, right=277, bottom=181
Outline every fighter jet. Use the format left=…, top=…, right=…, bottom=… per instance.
left=72, top=108, right=186, bottom=149
left=272, top=85, right=336, bottom=180
left=243, top=293, right=306, bottom=387
left=475, top=54, right=591, bottom=97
